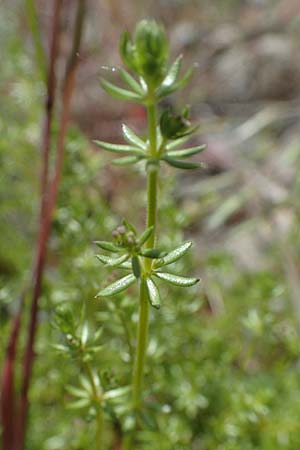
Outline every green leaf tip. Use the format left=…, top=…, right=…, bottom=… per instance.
left=167, top=144, right=206, bottom=159
left=100, top=77, right=143, bottom=102
left=138, top=226, right=154, bottom=246
left=112, top=156, right=143, bottom=166
left=163, top=157, right=202, bottom=170
left=145, top=278, right=161, bottom=309
left=96, top=253, right=129, bottom=268
left=93, top=140, right=145, bottom=156
left=154, top=271, right=200, bottom=287
left=154, top=241, right=192, bottom=267
left=122, top=124, right=147, bottom=150
left=94, top=241, right=121, bottom=253
left=95, top=274, right=136, bottom=298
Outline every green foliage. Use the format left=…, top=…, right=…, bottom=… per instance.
left=2, top=10, right=300, bottom=450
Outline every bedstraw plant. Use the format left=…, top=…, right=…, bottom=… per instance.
left=59, top=19, right=206, bottom=449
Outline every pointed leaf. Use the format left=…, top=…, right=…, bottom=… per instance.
left=96, top=256, right=132, bottom=269
left=93, top=140, right=145, bottom=156
left=104, top=386, right=130, bottom=400
left=154, top=271, right=199, bottom=287
left=119, top=68, right=145, bottom=95
left=131, top=256, right=141, bottom=278
left=154, top=241, right=192, bottom=268
left=138, top=226, right=154, bottom=246
left=81, top=323, right=89, bottom=345
left=100, top=78, right=142, bottom=102
left=120, top=260, right=132, bottom=269
left=94, top=241, right=121, bottom=253
left=167, top=144, right=206, bottom=159
left=66, top=385, right=89, bottom=399
left=96, top=274, right=136, bottom=298
left=156, top=126, right=163, bottom=149
left=163, top=157, right=201, bottom=170
left=122, top=124, right=147, bottom=150
left=139, top=77, right=148, bottom=92
left=96, top=253, right=129, bottom=268
left=79, top=375, right=93, bottom=394
left=112, top=156, right=143, bottom=166
left=160, top=55, right=183, bottom=88
left=166, top=135, right=192, bottom=150
left=122, top=218, right=137, bottom=235
left=145, top=278, right=161, bottom=309
left=157, top=67, right=193, bottom=99
left=67, top=398, right=90, bottom=410
left=140, top=249, right=166, bottom=259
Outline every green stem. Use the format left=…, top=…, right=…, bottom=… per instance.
left=84, top=362, right=104, bottom=450
left=122, top=101, right=158, bottom=450
left=132, top=279, right=150, bottom=410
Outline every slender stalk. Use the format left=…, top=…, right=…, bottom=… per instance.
left=132, top=280, right=150, bottom=410
left=123, top=101, right=158, bottom=450
left=84, top=362, right=104, bottom=450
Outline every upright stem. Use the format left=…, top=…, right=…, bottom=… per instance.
left=122, top=101, right=158, bottom=450
left=84, top=362, right=104, bottom=450
left=132, top=280, right=150, bottom=411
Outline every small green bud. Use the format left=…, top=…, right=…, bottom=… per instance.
left=120, top=19, right=169, bottom=88
left=160, top=107, right=191, bottom=140
left=119, top=31, right=137, bottom=72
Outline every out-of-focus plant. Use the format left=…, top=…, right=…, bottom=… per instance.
left=92, top=19, right=204, bottom=448
left=0, top=1, right=86, bottom=449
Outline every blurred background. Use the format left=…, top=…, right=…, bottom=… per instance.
left=2, top=0, right=300, bottom=449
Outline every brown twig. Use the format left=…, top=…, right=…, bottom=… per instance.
left=0, top=2, right=62, bottom=450
left=15, top=1, right=86, bottom=448
left=0, top=289, right=28, bottom=450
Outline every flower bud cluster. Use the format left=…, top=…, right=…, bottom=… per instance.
left=112, top=225, right=137, bottom=250
left=120, top=19, right=169, bottom=88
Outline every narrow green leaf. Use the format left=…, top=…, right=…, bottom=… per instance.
left=138, top=226, right=154, bottom=246
left=119, top=68, right=145, bottom=95
left=145, top=278, right=161, bottom=309
left=112, top=156, right=143, bottom=166
left=100, top=78, right=142, bottom=102
left=157, top=67, right=193, bottom=99
left=96, top=274, right=136, bottom=298
left=140, top=248, right=166, bottom=259
left=81, top=323, right=89, bottom=345
left=93, top=140, right=145, bottom=156
left=166, top=135, right=192, bottom=150
left=122, top=218, right=137, bottom=234
left=139, top=77, right=148, bottom=92
left=96, top=253, right=129, bottom=268
left=79, top=376, right=93, bottom=394
left=167, top=144, right=206, bottom=159
left=120, top=260, right=133, bottom=269
left=96, top=256, right=132, bottom=269
left=160, top=55, right=182, bottom=88
left=104, top=386, right=130, bottom=400
left=154, top=241, right=192, bottom=268
left=94, top=241, right=121, bottom=253
left=163, top=157, right=201, bottom=170
left=106, top=254, right=129, bottom=269
left=122, top=124, right=147, bottom=150
left=156, top=126, right=163, bottom=148
left=131, top=256, right=141, bottom=278
left=67, top=398, right=90, bottom=410
left=66, top=385, right=89, bottom=399
left=154, top=271, right=199, bottom=287
left=52, top=344, right=69, bottom=353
